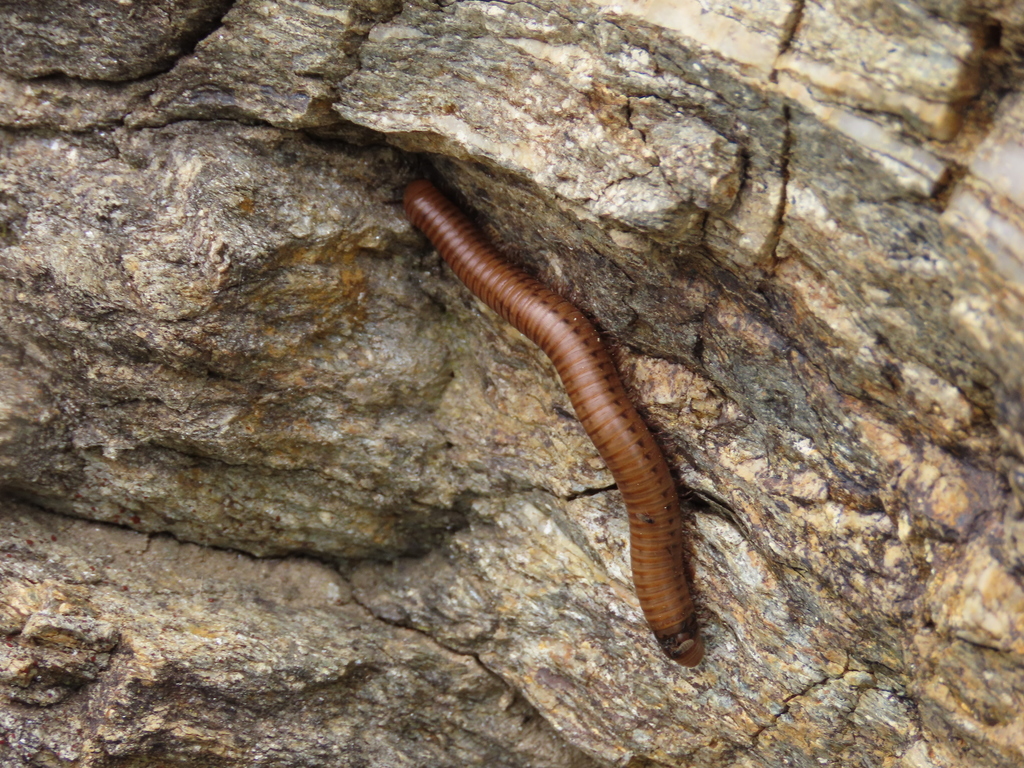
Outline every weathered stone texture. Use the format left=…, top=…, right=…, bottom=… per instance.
left=0, top=0, right=235, bottom=81
left=127, top=0, right=403, bottom=130
left=0, top=500, right=596, bottom=767
left=0, top=0, right=1022, bottom=767
left=0, top=122, right=474, bottom=561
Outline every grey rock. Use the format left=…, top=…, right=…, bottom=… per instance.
left=0, top=0, right=234, bottom=81
left=0, top=500, right=597, bottom=766
left=1, top=0, right=1023, bottom=766
left=128, top=0, right=402, bottom=130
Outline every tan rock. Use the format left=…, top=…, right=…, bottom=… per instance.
left=1, top=0, right=1021, bottom=766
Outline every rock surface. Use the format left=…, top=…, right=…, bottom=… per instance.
left=0, top=500, right=594, bottom=767
left=1, top=0, right=1023, bottom=767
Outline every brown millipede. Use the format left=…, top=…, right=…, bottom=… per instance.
left=404, top=179, right=704, bottom=667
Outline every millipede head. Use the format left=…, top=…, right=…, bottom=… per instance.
left=660, top=630, right=705, bottom=667
left=658, top=612, right=704, bottom=667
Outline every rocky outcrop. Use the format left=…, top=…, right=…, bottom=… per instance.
left=1, top=0, right=1022, bottom=766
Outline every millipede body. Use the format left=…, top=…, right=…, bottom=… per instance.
left=403, top=179, right=703, bottom=667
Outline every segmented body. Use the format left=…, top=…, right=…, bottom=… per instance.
left=404, top=179, right=703, bottom=666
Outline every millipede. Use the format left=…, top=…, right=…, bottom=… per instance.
left=403, top=179, right=703, bottom=667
